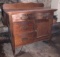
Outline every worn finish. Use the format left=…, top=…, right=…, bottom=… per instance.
left=2, top=3, right=56, bottom=54
left=2, top=3, right=44, bottom=26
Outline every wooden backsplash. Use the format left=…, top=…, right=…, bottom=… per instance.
left=0, top=0, right=51, bottom=8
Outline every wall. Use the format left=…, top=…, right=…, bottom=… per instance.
left=57, top=0, right=60, bottom=22
left=0, top=0, right=9, bottom=3
left=51, top=0, right=59, bottom=15
left=51, top=0, right=60, bottom=22
left=38, top=0, right=51, bottom=8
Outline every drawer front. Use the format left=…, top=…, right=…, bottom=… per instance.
left=35, top=12, right=51, bottom=19
left=14, top=31, right=36, bottom=46
left=12, top=12, right=34, bottom=22
left=13, top=20, right=35, bottom=34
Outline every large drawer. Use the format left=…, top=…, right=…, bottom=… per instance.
left=13, top=20, right=35, bottom=34
left=14, top=31, right=36, bottom=46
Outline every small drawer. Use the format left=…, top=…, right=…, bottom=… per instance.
left=13, top=20, right=35, bottom=34
left=35, top=12, right=50, bottom=19
left=14, top=31, right=37, bottom=46
left=12, top=12, right=34, bottom=22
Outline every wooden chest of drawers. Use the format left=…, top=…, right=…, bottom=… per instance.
left=5, top=9, right=56, bottom=52
left=2, top=3, right=56, bottom=54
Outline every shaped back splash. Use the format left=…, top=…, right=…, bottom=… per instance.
left=0, top=0, right=51, bottom=8
left=20, top=0, right=51, bottom=8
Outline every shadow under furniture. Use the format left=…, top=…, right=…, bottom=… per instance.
left=52, top=22, right=60, bottom=36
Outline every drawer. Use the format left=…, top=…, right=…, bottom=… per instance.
left=35, top=12, right=51, bottom=19
left=12, top=12, right=34, bottom=22
left=14, top=31, right=37, bottom=46
left=13, top=20, right=35, bottom=34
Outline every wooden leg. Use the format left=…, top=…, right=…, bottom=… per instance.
left=10, top=43, right=15, bottom=56
left=15, top=46, right=25, bottom=57
left=13, top=49, right=15, bottom=55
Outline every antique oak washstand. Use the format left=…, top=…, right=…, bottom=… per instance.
left=1, top=3, right=57, bottom=55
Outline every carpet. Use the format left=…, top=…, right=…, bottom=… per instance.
left=3, top=41, right=60, bottom=57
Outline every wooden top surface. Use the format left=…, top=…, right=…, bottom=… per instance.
left=5, top=8, right=57, bottom=14
left=3, top=3, right=57, bottom=14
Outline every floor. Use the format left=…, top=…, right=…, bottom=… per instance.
left=0, top=35, right=60, bottom=57
left=0, top=44, right=6, bottom=57
left=0, top=12, right=60, bottom=57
